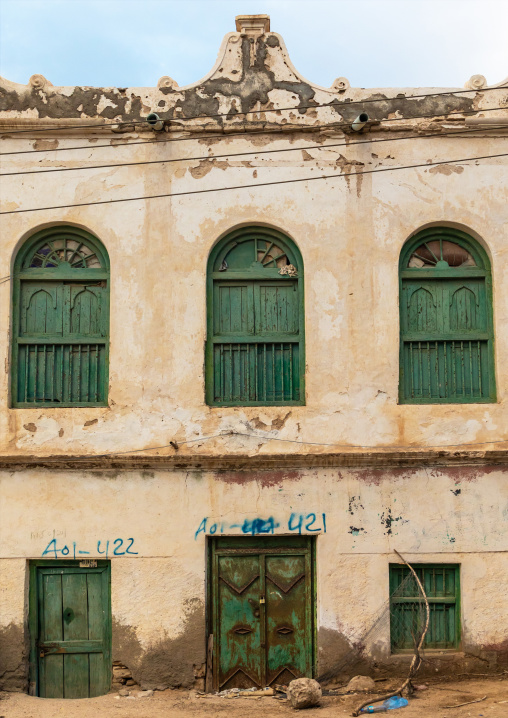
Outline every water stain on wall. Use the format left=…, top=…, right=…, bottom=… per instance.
left=0, top=623, right=27, bottom=692
left=112, top=599, right=205, bottom=690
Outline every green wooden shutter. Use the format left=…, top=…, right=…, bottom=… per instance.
left=400, top=229, right=495, bottom=404
left=390, top=564, right=460, bottom=651
left=12, top=229, right=109, bottom=407
left=207, top=229, right=304, bottom=406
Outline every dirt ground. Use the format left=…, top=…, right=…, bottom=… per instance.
left=1, top=678, right=508, bottom=718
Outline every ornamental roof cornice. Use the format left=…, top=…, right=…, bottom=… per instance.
left=0, top=15, right=506, bottom=134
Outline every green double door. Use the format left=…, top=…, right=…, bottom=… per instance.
left=211, top=537, right=315, bottom=690
left=30, top=562, right=111, bottom=698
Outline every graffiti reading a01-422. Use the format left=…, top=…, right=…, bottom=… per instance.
left=41, top=538, right=138, bottom=558
left=194, top=513, right=326, bottom=540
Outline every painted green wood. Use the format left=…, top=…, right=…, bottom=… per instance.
left=30, top=561, right=111, bottom=699
left=217, top=555, right=263, bottom=688
left=39, top=574, right=64, bottom=698
left=211, top=537, right=315, bottom=690
left=265, top=554, right=309, bottom=685
left=62, top=573, right=89, bottom=698
left=399, top=228, right=495, bottom=404
left=206, top=227, right=305, bottom=406
left=390, top=564, right=460, bottom=651
left=12, top=227, right=109, bottom=407
left=87, top=572, right=107, bottom=697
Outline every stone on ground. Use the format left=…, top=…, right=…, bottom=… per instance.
left=346, top=675, right=376, bottom=692
left=287, top=678, right=322, bottom=709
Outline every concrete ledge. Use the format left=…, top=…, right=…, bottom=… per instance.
left=1, top=449, right=508, bottom=471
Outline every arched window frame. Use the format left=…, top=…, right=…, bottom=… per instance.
left=399, top=227, right=495, bottom=404
left=11, top=226, right=110, bottom=407
left=206, top=226, right=305, bottom=406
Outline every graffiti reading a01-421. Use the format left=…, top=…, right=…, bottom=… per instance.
left=194, top=513, right=327, bottom=540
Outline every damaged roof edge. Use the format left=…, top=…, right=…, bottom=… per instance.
left=0, top=14, right=507, bottom=125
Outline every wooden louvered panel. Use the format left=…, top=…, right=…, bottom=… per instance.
left=402, top=339, right=489, bottom=401
left=17, top=343, right=106, bottom=405
left=390, top=565, right=460, bottom=651
left=213, top=342, right=299, bottom=404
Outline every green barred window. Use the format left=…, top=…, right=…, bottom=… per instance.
left=399, top=228, right=495, bottom=404
left=12, top=227, right=110, bottom=407
left=390, top=564, right=460, bottom=651
left=206, top=227, right=305, bottom=406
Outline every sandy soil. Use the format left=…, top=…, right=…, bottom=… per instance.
left=1, top=678, right=507, bottom=718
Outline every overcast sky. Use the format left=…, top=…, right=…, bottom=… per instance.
left=1, top=0, right=507, bottom=89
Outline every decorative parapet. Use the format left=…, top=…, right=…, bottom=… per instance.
left=0, top=14, right=505, bottom=133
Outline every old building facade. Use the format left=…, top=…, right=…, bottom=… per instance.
left=1, top=14, right=508, bottom=698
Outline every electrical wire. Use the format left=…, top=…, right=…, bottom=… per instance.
left=1, top=106, right=506, bottom=157
left=2, top=124, right=507, bottom=178
left=1, top=151, right=506, bottom=215
left=13, top=428, right=508, bottom=463
left=1, top=85, right=506, bottom=135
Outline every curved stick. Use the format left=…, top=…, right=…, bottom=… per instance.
left=352, top=551, right=430, bottom=717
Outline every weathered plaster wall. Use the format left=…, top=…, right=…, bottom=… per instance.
left=0, top=559, right=28, bottom=690
left=0, top=19, right=507, bottom=458
left=1, top=466, right=507, bottom=687
left=0, top=16, right=507, bottom=692
left=0, top=131, right=507, bottom=458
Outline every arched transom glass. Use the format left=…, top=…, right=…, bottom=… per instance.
left=407, top=239, right=476, bottom=269
left=24, top=235, right=103, bottom=269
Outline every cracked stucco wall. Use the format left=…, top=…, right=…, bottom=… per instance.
left=1, top=465, right=508, bottom=689
left=0, top=22, right=507, bottom=458
left=0, top=129, right=507, bottom=456
left=0, top=17, right=507, bottom=692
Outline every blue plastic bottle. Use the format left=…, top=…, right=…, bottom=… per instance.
left=360, top=695, right=409, bottom=713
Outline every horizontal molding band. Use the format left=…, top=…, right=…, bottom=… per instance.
left=1, top=449, right=508, bottom=471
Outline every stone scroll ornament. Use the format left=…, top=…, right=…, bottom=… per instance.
left=465, top=74, right=487, bottom=90
left=29, top=74, right=52, bottom=90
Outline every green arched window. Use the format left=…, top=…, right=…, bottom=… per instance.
left=399, top=227, right=495, bottom=403
left=12, top=227, right=110, bottom=407
left=206, top=227, right=305, bottom=406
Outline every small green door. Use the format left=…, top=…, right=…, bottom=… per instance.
left=30, top=561, right=111, bottom=698
left=210, top=537, right=315, bottom=690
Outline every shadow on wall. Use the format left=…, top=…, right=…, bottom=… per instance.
left=112, top=599, right=205, bottom=691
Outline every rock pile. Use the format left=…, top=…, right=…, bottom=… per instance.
left=112, top=661, right=139, bottom=691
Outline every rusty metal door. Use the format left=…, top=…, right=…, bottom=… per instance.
left=210, top=537, right=315, bottom=690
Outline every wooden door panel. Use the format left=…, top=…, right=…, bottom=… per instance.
left=265, top=555, right=309, bottom=685
left=255, top=282, right=298, bottom=335
left=41, top=574, right=63, bottom=641
left=34, top=564, right=111, bottom=698
left=218, top=555, right=262, bottom=689
left=214, top=283, right=254, bottom=336
left=70, top=286, right=103, bottom=337
left=21, top=283, right=63, bottom=336
left=42, top=655, right=64, bottom=699
left=403, top=282, right=440, bottom=335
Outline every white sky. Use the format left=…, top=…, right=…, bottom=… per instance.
left=0, top=0, right=507, bottom=89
